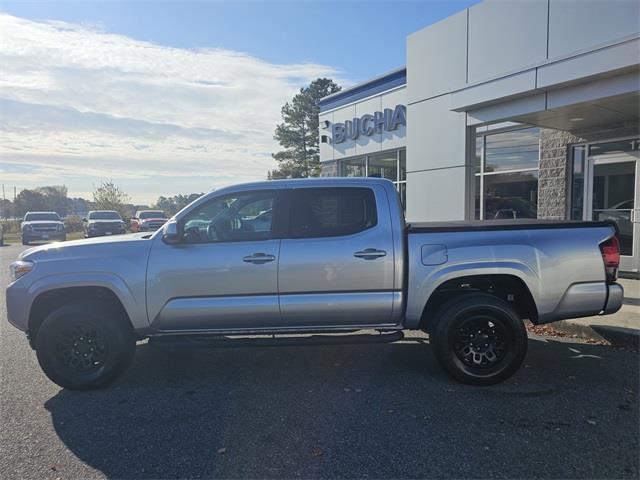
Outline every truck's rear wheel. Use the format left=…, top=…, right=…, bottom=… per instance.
left=35, top=301, right=136, bottom=390
left=430, top=293, right=527, bottom=385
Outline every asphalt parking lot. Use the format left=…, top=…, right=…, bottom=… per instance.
left=1, top=242, right=638, bottom=479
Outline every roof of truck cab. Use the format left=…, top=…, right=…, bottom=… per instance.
left=212, top=177, right=395, bottom=192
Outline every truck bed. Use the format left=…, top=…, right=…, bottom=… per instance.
left=408, top=219, right=617, bottom=234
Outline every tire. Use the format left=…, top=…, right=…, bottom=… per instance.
left=430, top=293, right=527, bottom=386
left=35, top=301, right=136, bottom=390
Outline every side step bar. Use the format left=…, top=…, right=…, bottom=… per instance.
left=148, top=330, right=404, bottom=349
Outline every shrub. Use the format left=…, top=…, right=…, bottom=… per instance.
left=0, top=220, right=21, bottom=234
left=64, top=215, right=84, bottom=232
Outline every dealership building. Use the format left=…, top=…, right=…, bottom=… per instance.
left=319, top=0, right=639, bottom=273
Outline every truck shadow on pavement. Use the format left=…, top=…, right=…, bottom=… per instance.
left=44, top=337, right=639, bottom=479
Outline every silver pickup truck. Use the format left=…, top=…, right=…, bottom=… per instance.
left=6, top=178, right=623, bottom=389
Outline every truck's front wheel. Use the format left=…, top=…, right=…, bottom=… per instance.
left=430, top=293, right=527, bottom=385
left=35, top=301, right=136, bottom=390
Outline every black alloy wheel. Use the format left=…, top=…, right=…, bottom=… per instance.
left=55, top=323, right=110, bottom=375
left=431, top=293, right=528, bottom=385
left=36, top=301, right=136, bottom=390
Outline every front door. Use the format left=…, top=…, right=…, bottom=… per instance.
left=585, top=139, right=640, bottom=273
left=278, top=185, right=399, bottom=328
left=146, top=189, right=283, bottom=332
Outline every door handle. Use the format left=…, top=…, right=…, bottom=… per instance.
left=243, top=253, right=276, bottom=264
left=353, top=248, right=387, bottom=260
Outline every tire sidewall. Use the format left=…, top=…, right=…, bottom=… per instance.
left=432, top=294, right=528, bottom=385
left=36, top=302, right=135, bottom=390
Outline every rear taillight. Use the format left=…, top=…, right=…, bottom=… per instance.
left=599, top=235, right=620, bottom=283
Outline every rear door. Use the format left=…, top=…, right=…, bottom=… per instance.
left=278, top=185, right=398, bottom=328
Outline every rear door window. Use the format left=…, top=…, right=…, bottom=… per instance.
left=289, top=187, right=377, bottom=238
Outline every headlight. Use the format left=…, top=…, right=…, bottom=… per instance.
left=10, top=260, right=34, bottom=282
left=22, top=224, right=32, bottom=231
left=57, top=224, right=64, bottom=232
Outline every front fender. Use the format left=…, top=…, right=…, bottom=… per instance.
left=26, top=272, right=149, bottom=330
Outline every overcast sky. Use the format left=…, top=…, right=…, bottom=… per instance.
left=0, top=1, right=475, bottom=204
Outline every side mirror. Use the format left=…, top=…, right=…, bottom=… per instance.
left=162, top=221, right=181, bottom=245
left=82, top=218, right=87, bottom=222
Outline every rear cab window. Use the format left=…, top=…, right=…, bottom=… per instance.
left=289, top=187, right=378, bottom=238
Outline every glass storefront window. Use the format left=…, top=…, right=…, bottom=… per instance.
left=475, top=176, right=481, bottom=220
left=570, top=146, right=585, bottom=220
left=475, top=126, right=540, bottom=220
left=475, top=135, right=483, bottom=173
left=340, top=157, right=366, bottom=177
left=483, top=171, right=539, bottom=220
left=337, top=149, right=406, bottom=209
left=398, top=182, right=406, bottom=208
left=589, top=139, right=640, bottom=157
left=484, top=127, right=540, bottom=172
left=570, top=138, right=639, bottom=261
left=368, top=151, right=397, bottom=181
left=591, top=161, right=635, bottom=256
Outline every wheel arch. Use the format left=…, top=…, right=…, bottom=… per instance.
left=418, top=274, right=538, bottom=332
left=28, top=286, right=136, bottom=349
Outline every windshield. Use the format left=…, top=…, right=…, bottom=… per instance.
left=89, top=211, right=121, bottom=220
left=139, top=211, right=166, bottom=219
left=24, top=212, right=60, bottom=221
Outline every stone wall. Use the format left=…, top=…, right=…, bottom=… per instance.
left=537, top=121, right=639, bottom=220
left=537, top=129, right=580, bottom=219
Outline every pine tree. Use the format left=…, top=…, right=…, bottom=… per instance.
left=270, top=78, right=341, bottom=179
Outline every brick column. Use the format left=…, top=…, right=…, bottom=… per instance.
left=538, top=129, right=580, bottom=220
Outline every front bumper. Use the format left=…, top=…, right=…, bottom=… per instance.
left=139, top=224, right=164, bottom=231
left=22, top=232, right=66, bottom=242
left=6, top=278, right=29, bottom=332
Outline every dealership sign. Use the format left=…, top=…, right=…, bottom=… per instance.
left=327, top=104, right=406, bottom=144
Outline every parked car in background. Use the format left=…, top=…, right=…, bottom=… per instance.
left=130, top=210, right=168, bottom=232
left=84, top=210, right=126, bottom=238
left=21, top=212, right=66, bottom=245
left=5, top=178, right=624, bottom=390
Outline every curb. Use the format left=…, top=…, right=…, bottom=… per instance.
left=554, top=320, right=640, bottom=349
